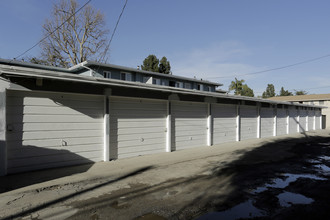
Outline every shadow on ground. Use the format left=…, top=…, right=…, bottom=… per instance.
left=0, top=163, right=94, bottom=193
left=2, top=166, right=153, bottom=220
left=68, top=132, right=330, bottom=220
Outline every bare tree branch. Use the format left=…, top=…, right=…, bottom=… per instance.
left=39, top=0, right=109, bottom=67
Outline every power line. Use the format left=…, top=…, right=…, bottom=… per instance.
left=11, top=0, right=92, bottom=62
left=100, top=0, right=128, bottom=63
left=206, top=54, right=330, bottom=79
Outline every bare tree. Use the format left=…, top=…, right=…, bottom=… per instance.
left=40, top=0, right=109, bottom=67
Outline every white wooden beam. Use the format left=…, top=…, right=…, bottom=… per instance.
left=236, top=104, right=240, bottom=141
left=207, top=103, right=212, bottom=146
left=166, top=101, right=172, bottom=152
left=103, top=96, right=110, bottom=162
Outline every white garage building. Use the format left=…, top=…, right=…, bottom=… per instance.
left=0, top=59, right=324, bottom=176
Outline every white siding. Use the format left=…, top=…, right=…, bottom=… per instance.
left=277, top=108, right=287, bottom=136
left=212, top=104, right=237, bottom=144
left=299, top=109, right=308, bottom=132
left=289, top=107, right=299, bottom=134
left=110, top=97, right=167, bottom=159
left=6, top=90, right=104, bottom=174
left=260, top=108, right=274, bottom=138
left=308, top=110, right=315, bottom=131
left=240, top=105, right=258, bottom=140
left=171, top=101, right=207, bottom=150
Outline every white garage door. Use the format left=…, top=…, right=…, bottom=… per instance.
left=240, top=105, right=258, bottom=140
left=212, top=104, right=237, bottom=144
left=299, top=109, right=307, bottom=132
left=6, top=90, right=104, bottom=174
left=171, top=101, right=207, bottom=151
left=110, top=97, right=167, bottom=159
left=315, top=109, right=321, bottom=130
left=277, top=108, right=287, bottom=136
left=289, top=107, right=299, bottom=134
left=260, top=108, right=274, bottom=138
left=308, top=110, right=315, bottom=131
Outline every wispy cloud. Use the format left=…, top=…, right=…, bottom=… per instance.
left=171, top=41, right=263, bottom=81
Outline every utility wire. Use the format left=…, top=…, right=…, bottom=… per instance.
left=11, top=0, right=92, bottom=62
left=206, top=54, right=330, bottom=79
left=100, top=0, right=128, bottom=63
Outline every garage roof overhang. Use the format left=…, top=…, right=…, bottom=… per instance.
left=0, top=64, right=325, bottom=109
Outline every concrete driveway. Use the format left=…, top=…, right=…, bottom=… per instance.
left=1, top=130, right=330, bottom=220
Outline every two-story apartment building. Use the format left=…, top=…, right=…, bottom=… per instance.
left=70, top=61, right=222, bottom=92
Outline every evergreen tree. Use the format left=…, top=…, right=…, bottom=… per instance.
left=159, top=56, right=171, bottom=74
left=262, top=84, right=275, bottom=98
left=279, top=87, right=293, bottom=96
left=141, top=55, right=160, bottom=72
left=242, top=84, right=254, bottom=97
left=295, top=90, right=308, bottom=95
left=141, top=55, right=172, bottom=74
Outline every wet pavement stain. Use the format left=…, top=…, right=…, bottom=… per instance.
left=277, top=191, right=314, bottom=207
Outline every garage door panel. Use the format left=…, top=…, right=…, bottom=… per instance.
left=111, top=136, right=164, bottom=148
left=172, top=102, right=207, bottom=150
left=110, top=97, right=167, bottom=159
left=308, top=111, right=314, bottom=130
left=110, top=110, right=166, bottom=118
left=8, top=144, right=104, bottom=159
left=7, top=129, right=102, bottom=141
left=276, top=109, right=287, bottom=136
left=7, top=114, right=103, bottom=124
left=240, top=106, right=258, bottom=140
left=7, top=96, right=103, bottom=110
left=114, top=126, right=165, bottom=135
left=260, top=108, right=274, bottom=138
left=8, top=137, right=104, bottom=150
left=112, top=131, right=165, bottom=142
left=7, top=105, right=102, bottom=116
left=8, top=150, right=102, bottom=170
left=212, top=104, right=237, bottom=144
left=9, top=122, right=103, bottom=132
left=110, top=120, right=164, bottom=128
left=289, top=108, right=298, bottom=134
left=315, top=110, right=321, bottom=130
left=299, top=110, right=307, bottom=132
left=6, top=90, right=104, bottom=174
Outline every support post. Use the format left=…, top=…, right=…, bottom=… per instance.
left=297, top=108, right=300, bottom=132
left=166, top=101, right=171, bottom=152
left=103, top=96, right=110, bottom=162
left=257, top=104, right=261, bottom=138
left=103, top=88, right=111, bottom=161
left=286, top=109, right=289, bottom=134
left=207, top=103, right=212, bottom=146
left=273, top=106, right=277, bottom=137
left=236, top=103, right=241, bottom=141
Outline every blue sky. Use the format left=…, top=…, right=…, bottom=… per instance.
left=1, top=0, right=330, bottom=96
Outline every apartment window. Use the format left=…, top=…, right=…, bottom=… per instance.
left=185, top=83, right=191, bottom=89
left=153, top=78, right=161, bottom=85
left=103, top=71, right=111, bottom=79
left=205, top=86, right=211, bottom=91
left=120, top=72, right=132, bottom=81
left=197, top=84, right=203, bottom=90
left=176, top=82, right=183, bottom=88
